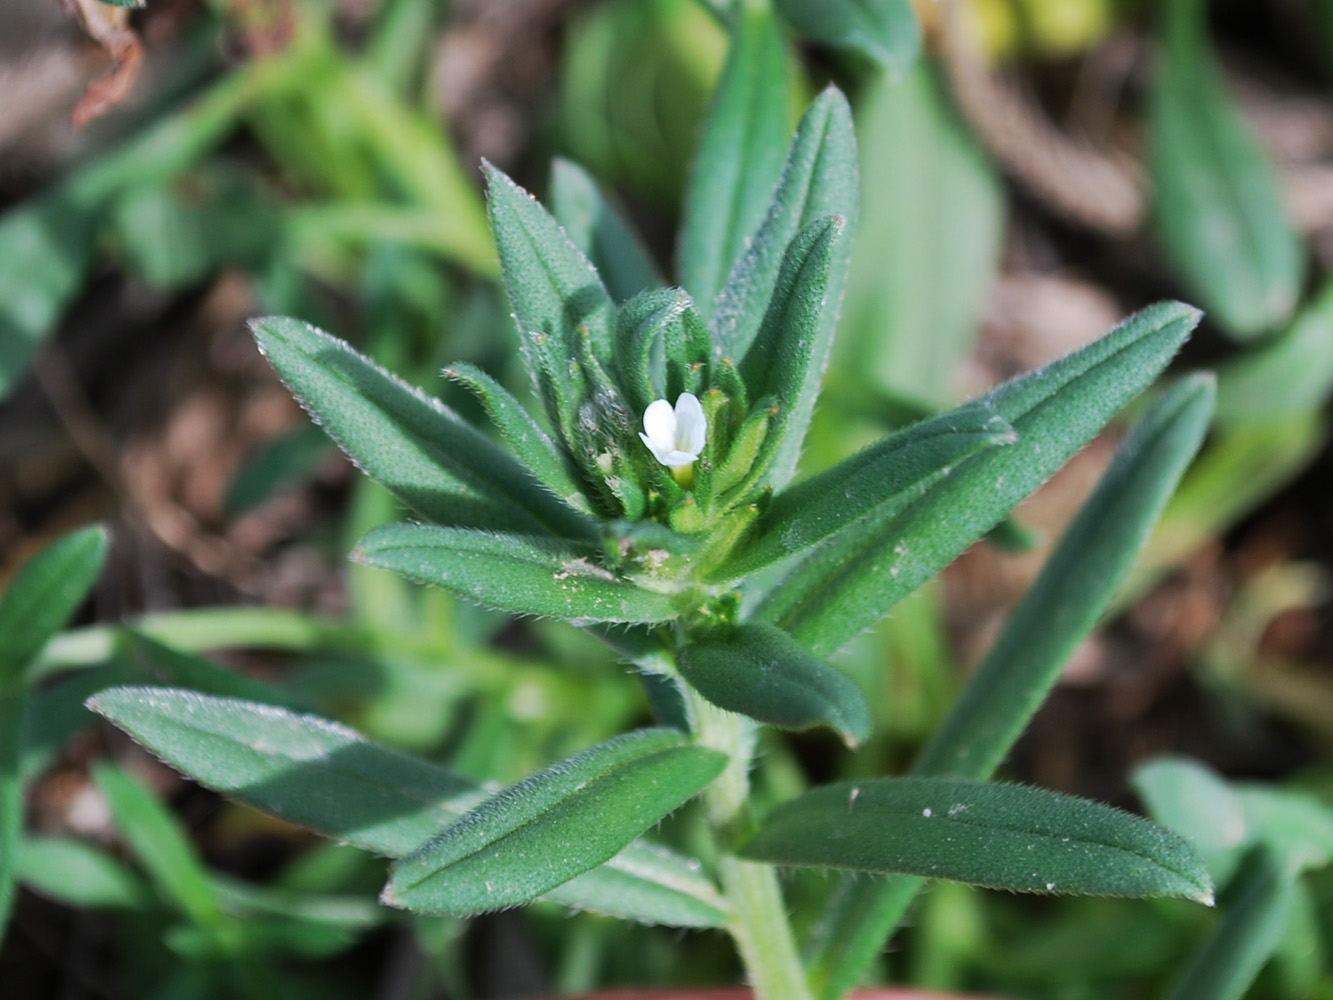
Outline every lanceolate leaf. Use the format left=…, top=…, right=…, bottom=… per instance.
left=736, top=215, right=846, bottom=491
left=1215, top=280, right=1333, bottom=427
left=839, top=64, right=1003, bottom=408
left=1134, top=756, right=1248, bottom=885
left=18, top=836, right=151, bottom=910
left=1149, top=0, right=1305, bottom=339
left=92, top=762, right=223, bottom=926
left=550, top=158, right=661, bottom=304
left=741, top=777, right=1214, bottom=903
left=912, top=375, right=1215, bottom=779
left=250, top=317, right=592, bottom=540
left=354, top=524, right=677, bottom=625
left=0, top=525, right=108, bottom=941
left=719, top=401, right=1015, bottom=580
left=442, top=361, right=590, bottom=512
left=712, top=87, right=859, bottom=369
left=677, top=623, right=870, bottom=746
left=614, top=287, right=693, bottom=415
left=384, top=730, right=726, bottom=916
left=759, top=301, right=1202, bottom=656
left=806, top=376, right=1215, bottom=1000
left=484, top=163, right=616, bottom=435
left=0, top=525, right=109, bottom=677
left=775, top=0, right=920, bottom=77
left=679, top=7, right=791, bottom=318
left=87, top=688, right=729, bottom=928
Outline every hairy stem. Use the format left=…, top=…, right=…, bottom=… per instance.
left=687, top=689, right=812, bottom=1000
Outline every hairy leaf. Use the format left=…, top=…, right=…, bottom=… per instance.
left=251, top=317, right=592, bottom=539
left=87, top=688, right=729, bottom=927
left=385, top=730, right=726, bottom=916
left=759, top=301, right=1201, bottom=656
left=677, top=623, right=870, bottom=746
left=550, top=158, right=660, bottom=304
left=354, top=524, right=676, bottom=625
left=679, top=7, right=791, bottom=317
left=720, top=400, right=1014, bottom=579
left=742, top=777, right=1213, bottom=903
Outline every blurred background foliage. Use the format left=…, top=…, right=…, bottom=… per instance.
left=2, top=0, right=1333, bottom=997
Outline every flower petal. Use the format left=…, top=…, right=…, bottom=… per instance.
left=642, top=398, right=678, bottom=449
left=673, top=393, right=706, bottom=456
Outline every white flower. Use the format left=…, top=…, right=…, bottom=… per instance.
left=639, top=392, right=706, bottom=469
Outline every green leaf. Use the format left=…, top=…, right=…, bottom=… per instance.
left=1149, top=0, right=1305, bottom=339
left=775, top=0, right=920, bottom=76
left=442, top=361, right=590, bottom=513
left=720, top=401, right=1014, bottom=580
left=1165, top=847, right=1297, bottom=1000
left=0, top=525, right=109, bottom=677
left=712, top=87, right=859, bottom=370
left=385, top=729, right=725, bottom=916
left=679, top=7, right=791, bottom=318
left=353, top=523, right=677, bottom=625
left=0, top=191, right=99, bottom=400
left=0, top=525, right=107, bottom=941
left=839, top=64, right=1003, bottom=408
left=759, top=301, right=1202, bottom=656
left=250, top=316, right=592, bottom=540
left=484, top=163, right=616, bottom=435
left=87, top=687, right=728, bottom=927
left=736, top=216, right=848, bottom=490
left=1235, top=785, right=1333, bottom=872
left=806, top=375, right=1216, bottom=999
left=911, top=375, right=1215, bottom=780
left=741, top=776, right=1214, bottom=903
left=1133, top=756, right=1248, bottom=886
left=225, top=424, right=331, bottom=515
left=18, top=836, right=151, bottom=910
left=92, top=762, right=223, bottom=926
left=1215, top=280, right=1333, bottom=427
left=549, top=158, right=661, bottom=304
left=614, top=287, right=693, bottom=415
left=677, top=623, right=870, bottom=746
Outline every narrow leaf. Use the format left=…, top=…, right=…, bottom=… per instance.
left=679, top=7, right=791, bottom=317
left=550, top=158, right=661, bottom=304
left=250, top=316, right=592, bottom=539
left=442, top=361, right=590, bottom=512
left=92, top=762, right=223, bottom=926
left=87, top=687, right=728, bottom=927
left=736, top=215, right=847, bottom=490
left=912, top=375, right=1215, bottom=779
left=719, top=400, right=1014, bottom=580
left=759, top=301, right=1201, bottom=656
left=0, top=525, right=107, bottom=941
left=806, top=374, right=1215, bottom=998
left=18, top=836, right=151, bottom=910
left=775, top=0, right=920, bottom=76
left=1215, top=280, right=1333, bottom=427
left=484, top=163, right=615, bottom=433
left=839, top=64, right=1003, bottom=408
left=677, top=623, right=870, bottom=746
left=712, top=87, right=859, bottom=369
left=741, top=777, right=1214, bottom=903
left=384, top=730, right=726, bottom=916
left=614, top=287, right=693, bottom=415
left=0, top=525, right=109, bottom=676
left=1149, top=0, right=1305, bottom=338
left=1164, top=847, right=1297, bottom=1000
left=354, top=523, right=676, bottom=625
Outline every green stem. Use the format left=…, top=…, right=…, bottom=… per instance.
left=687, top=689, right=812, bottom=1000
